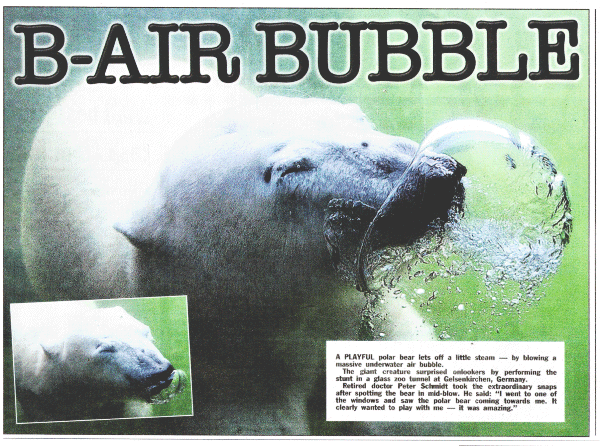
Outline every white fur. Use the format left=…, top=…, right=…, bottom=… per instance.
left=11, top=301, right=170, bottom=421
left=21, top=79, right=435, bottom=434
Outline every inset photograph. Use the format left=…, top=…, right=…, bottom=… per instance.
left=10, top=295, right=192, bottom=423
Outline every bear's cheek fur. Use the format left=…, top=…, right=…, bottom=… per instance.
left=57, top=343, right=130, bottom=392
left=129, top=165, right=338, bottom=295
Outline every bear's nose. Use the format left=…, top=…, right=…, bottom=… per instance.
left=354, top=151, right=466, bottom=291
left=419, top=152, right=467, bottom=180
left=143, top=363, right=176, bottom=397
left=366, top=151, right=467, bottom=249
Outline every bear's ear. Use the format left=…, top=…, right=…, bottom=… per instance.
left=115, top=204, right=177, bottom=252
left=40, top=341, right=64, bottom=361
left=114, top=219, right=156, bottom=251
left=113, top=188, right=173, bottom=252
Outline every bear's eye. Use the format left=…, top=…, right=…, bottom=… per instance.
left=263, top=166, right=273, bottom=183
left=361, top=142, right=369, bottom=148
left=96, top=343, right=117, bottom=354
left=279, top=158, right=315, bottom=179
left=264, top=158, right=315, bottom=183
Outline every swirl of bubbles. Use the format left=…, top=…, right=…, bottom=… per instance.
left=149, top=369, right=187, bottom=405
left=361, top=120, right=572, bottom=339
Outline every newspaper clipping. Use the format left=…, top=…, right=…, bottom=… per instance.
left=2, top=5, right=592, bottom=442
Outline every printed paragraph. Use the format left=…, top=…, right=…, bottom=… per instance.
left=327, top=341, right=564, bottom=422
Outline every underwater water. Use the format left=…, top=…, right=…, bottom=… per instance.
left=3, top=7, right=589, bottom=438
left=361, top=124, right=573, bottom=338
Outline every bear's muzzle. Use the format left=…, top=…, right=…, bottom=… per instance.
left=324, top=151, right=466, bottom=291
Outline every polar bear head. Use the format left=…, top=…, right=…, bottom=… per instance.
left=12, top=304, right=176, bottom=421
left=41, top=306, right=174, bottom=399
left=115, top=94, right=465, bottom=297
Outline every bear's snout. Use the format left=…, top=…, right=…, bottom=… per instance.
left=132, top=360, right=175, bottom=398
left=369, top=151, right=466, bottom=248
left=145, top=363, right=176, bottom=396
left=324, top=151, right=466, bottom=285
left=350, top=151, right=466, bottom=291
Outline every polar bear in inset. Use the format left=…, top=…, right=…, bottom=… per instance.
left=11, top=301, right=179, bottom=422
left=20, top=76, right=465, bottom=433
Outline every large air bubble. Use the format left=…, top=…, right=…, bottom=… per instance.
left=359, top=120, right=572, bottom=339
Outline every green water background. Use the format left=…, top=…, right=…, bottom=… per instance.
left=11, top=297, right=192, bottom=422
left=3, top=8, right=589, bottom=436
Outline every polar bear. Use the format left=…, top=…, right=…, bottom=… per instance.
left=10, top=301, right=180, bottom=422
left=20, top=78, right=465, bottom=434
